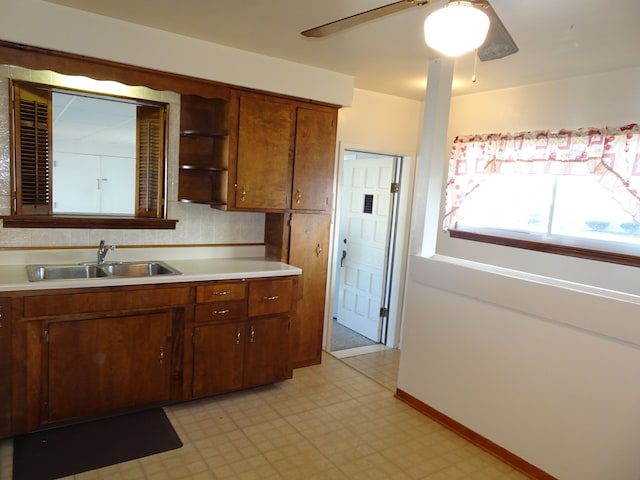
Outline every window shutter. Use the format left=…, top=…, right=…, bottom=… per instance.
left=13, top=83, right=52, bottom=215
left=136, top=106, right=166, bottom=218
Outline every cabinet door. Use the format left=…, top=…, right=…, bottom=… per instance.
left=0, top=299, right=11, bottom=438
left=235, top=95, right=294, bottom=210
left=193, top=322, right=244, bottom=398
left=46, top=313, right=172, bottom=423
left=292, top=107, right=337, bottom=212
left=288, top=213, right=331, bottom=367
left=243, top=315, right=290, bottom=388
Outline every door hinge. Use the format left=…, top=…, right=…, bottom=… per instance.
left=379, top=307, right=389, bottom=318
left=390, top=182, right=400, bottom=193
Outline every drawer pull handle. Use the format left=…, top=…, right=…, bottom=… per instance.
left=212, top=309, right=230, bottom=315
left=214, top=290, right=232, bottom=296
left=315, top=243, right=323, bottom=257
left=236, top=327, right=241, bottom=345
left=263, top=295, right=279, bottom=301
left=250, top=325, right=255, bottom=342
left=159, top=347, right=164, bottom=364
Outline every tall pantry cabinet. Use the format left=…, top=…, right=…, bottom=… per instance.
left=179, top=87, right=338, bottom=368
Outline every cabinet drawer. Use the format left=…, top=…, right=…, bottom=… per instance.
left=248, top=278, right=294, bottom=317
left=195, top=302, right=245, bottom=323
left=196, top=282, right=247, bottom=303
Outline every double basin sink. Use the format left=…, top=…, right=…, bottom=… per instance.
left=26, top=261, right=182, bottom=282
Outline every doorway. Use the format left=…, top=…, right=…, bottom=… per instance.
left=331, top=150, right=402, bottom=351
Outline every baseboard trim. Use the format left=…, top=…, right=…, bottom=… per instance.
left=395, top=389, right=557, bottom=480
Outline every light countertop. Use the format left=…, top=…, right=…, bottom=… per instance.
left=0, top=256, right=302, bottom=292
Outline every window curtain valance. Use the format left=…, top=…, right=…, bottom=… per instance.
left=443, top=123, right=640, bottom=229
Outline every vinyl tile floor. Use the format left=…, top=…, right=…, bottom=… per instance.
left=337, top=347, right=401, bottom=393
left=0, top=353, right=527, bottom=479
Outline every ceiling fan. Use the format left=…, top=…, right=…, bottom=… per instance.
left=301, top=0, right=518, bottom=62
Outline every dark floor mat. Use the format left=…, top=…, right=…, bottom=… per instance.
left=12, top=408, right=182, bottom=480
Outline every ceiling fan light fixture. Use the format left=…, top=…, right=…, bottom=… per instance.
left=424, top=1, right=490, bottom=57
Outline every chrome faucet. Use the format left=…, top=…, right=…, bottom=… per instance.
left=97, top=239, right=115, bottom=264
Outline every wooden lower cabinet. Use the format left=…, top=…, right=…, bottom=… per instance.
left=192, top=277, right=294, bottom=399
left=193, top=321, right=244, bottom=397
left=46, top=312, right=173, bottom=423
left=0, top=299, right=11, bottom=438
left=6, top=275, right=297, bottom=437
left=243, top=315, right=290, bottom=387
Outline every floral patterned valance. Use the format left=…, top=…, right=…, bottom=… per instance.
left=443, top=123, right=640, bottom=229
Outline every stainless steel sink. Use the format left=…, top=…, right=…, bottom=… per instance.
left=26, top=261, right=181, bottom=282
left=99, top=261, right=181, bottom=277
left=26, top=264, right=109, bottom=282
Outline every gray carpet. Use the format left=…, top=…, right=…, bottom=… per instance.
left=331, top=319, right=377, bottom=351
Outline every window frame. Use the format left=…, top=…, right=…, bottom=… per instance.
left=7, top=80, right=175, bottom=229
left=444, top=125, right=640, bottom=268
left=448, top=228, right=640, bottom=268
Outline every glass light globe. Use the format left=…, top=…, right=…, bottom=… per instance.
left=424, top=1, right=490, bottom=57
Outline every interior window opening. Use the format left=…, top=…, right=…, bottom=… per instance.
left=10, top=80, right=168, bottom=221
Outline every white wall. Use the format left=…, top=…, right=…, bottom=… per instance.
left=399, top=68, right=640, bottom=479
left=0, top=0, right=354, bottom=249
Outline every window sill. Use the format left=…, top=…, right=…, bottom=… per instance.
left=2, top=216, right=178, bottom=230
left=449, top=229, right=640, bottom=268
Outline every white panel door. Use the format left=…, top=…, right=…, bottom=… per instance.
left=337, top=155, right=395, bottom=341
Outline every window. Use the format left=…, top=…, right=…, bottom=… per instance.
left=9, top=80, right=174, bottom=228
left=444, top=125, right=640, bottom=262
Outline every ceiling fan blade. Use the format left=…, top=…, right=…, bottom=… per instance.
left=301, top=0, right=431, bottom=38
left=475, top=1, right=518, bottom=61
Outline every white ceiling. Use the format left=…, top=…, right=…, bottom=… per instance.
left=45, top=0, right=640, bottom=101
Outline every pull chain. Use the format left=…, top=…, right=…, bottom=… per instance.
left=471, top=49, right=479, bottom=83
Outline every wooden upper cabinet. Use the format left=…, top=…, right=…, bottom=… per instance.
left=180, top=88, right=339, bottom=213
left=234, top=94, right=295, bottom=210
left=292, top=108, right=337, bottom=212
